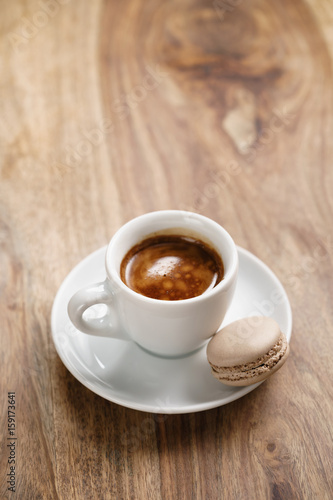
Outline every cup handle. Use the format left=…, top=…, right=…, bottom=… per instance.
left=67, top=280, right=123, bottom=338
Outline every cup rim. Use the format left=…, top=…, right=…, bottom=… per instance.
left=105, top=210, right=238, bottom=305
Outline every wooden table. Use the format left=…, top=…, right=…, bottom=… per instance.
left=1, top=1, right=332, bottom=498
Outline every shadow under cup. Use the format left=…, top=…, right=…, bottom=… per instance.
left=105, top=211, right=238, bottom=357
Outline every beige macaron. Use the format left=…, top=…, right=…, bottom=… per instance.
left=206, top=316, right=290, bottom=386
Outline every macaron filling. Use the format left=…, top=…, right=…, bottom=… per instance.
left=210, top=334, right=288, bottom=382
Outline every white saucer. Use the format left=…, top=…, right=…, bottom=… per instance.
left=51, top=246, right=292, bottom=414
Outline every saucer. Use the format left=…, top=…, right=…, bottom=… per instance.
left=51, top=246, right=292, bottom=414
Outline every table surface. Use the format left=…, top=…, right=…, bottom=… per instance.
left=1, top=1, right=333, bottom=499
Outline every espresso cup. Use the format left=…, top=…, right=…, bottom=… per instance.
left=68, top=210, right=238, bottom=357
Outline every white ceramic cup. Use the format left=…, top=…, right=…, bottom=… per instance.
left=67, top=210, right=238, bottom=357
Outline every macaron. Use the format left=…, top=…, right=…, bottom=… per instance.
left=206, top=316, right=290, bottom=386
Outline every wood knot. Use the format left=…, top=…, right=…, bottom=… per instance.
left=267, top=442, right=276, bottom=452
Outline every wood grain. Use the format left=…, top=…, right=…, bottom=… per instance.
left=1, top=0, right=333, bottom=498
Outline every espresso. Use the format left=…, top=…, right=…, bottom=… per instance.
left=120, top=234, right=224, bottom=300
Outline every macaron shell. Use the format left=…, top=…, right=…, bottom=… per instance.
left=207, top=316, right=282, bottom=367
left=212, top=343, right=290, bottom=386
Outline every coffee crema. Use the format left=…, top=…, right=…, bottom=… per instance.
left=120, top=234, right=224, bottom=300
